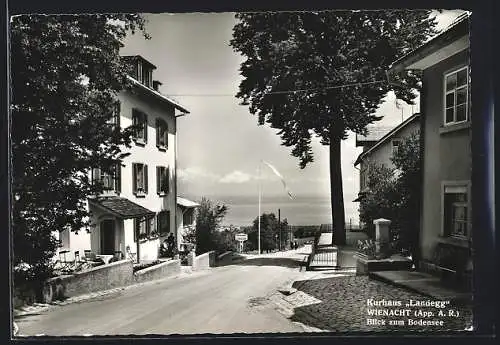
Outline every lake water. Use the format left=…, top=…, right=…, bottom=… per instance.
left=197, top=194, right=360, bottom=227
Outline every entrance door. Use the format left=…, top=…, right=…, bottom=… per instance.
left=100, top=219, right=116, bottom=255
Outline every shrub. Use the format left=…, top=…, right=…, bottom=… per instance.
left=359, top=131, right=421, bottom=261
left=357, top=239, right=376, bottom=258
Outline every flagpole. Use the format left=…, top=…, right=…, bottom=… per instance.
left=258, top=160, right=261, bottom=255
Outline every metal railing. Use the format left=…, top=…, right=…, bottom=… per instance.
left=306, top=231, right=339, bottom=270
left=311, top=247, right=338, bottom=267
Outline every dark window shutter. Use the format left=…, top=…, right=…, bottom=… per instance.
left=166, top=211, right=171, bottom=235
left=132, top=163, right=137, bottom=193
left=115, top=102, right=121, bottom=130
left=132, top=109, right=138, bottom=138
left=156, top=119, right=160, bottom=146
left=133, top=219, right=137, bottom=242
left=144, top=164, right=148, bottom=193
left=157, top=213, right=161, bottom=234
left=166, top=167, right=169, bottom=193
left=143, top=114, right=148, bottom=143
left=115, top=163, right=121, bottom=193
left=156, top=166, right=160, bottom=193
left=165, top=122, right=168, bottom=149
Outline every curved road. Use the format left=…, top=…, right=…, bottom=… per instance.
left=16, top=250, right=311, bottom=336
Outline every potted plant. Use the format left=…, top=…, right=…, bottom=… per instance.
left=149, top=229, right=159, bottom=239
left=357, top=239, right=376, bottom=259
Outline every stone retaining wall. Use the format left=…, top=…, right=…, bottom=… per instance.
left=43, top=260, right=134, bottom=302
left=31, top=259, right=181, bottom=305
left=192, top=251, right=215, bottom=271
left=133, top=259, right=181, bottom=284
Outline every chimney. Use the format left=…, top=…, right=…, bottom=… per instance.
left=153, top=80, right=163, bottom=92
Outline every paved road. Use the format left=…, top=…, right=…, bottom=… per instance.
left=16, top=249, right=311, bottom=336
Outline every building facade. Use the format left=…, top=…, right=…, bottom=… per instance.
left=388, top=15, right=471, bottom=282
left=56, top=55, right=197, bottom=263
left=354, top=115, right=420, bottom=197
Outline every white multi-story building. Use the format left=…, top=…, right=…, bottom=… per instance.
left=56, top=55, right=198, bottom=263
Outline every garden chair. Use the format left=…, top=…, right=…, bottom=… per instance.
left=114, top=251, right=124, bottom=260
left=54, top=249, right=74, bottom=273
left=72, top=251, right=91, bottom=272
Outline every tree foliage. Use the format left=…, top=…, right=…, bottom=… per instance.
left=245, top=213, right=278, bottom=252
left=359, top=131, right=421, bottom=259
left=11, top=14, right=149, bottom=287
left=230, top=11, right=437, bottom=245
left=194, top=197, right=228, bottom=255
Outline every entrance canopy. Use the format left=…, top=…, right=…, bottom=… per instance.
left=177, top=196, right=200, bottom=209
left=89, top=197, right=155, bottom=219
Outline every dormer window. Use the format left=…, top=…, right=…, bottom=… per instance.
left=137, top=60, right=153, bottom=88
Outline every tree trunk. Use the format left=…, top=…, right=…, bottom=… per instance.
left=329, top=134, right=346, bottom=246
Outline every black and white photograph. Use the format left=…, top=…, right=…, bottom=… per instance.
left=8, top=8, right=489, bottom=337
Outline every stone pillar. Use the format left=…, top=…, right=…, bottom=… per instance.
left=373, top=218, right=391, bottom=258
left=187, top=250, right=196, bottom=267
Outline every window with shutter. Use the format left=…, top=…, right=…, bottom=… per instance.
left=92, top=165, right=120, bottom=194
left=156, top=118, right=168, bottom=150
left=443, top=184, right=470, bottom=238
left=133, top=163, right=147, bottom=197
left=132, top=163, right=137, bottom=193
left=132, top=109, right=147, bottom=145
left=156, top=166, right=168, bottom=195
left=135, top=217, right=149, bottom=241
left=144, top=164, right=148, bottom=194
left=158, top=211, right=170, bottom=236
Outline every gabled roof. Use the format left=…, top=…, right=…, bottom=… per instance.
left=127, top=76, right=190, bottom=114
left=354, top=113, right=420, bottom=166
left=388, top=13, right=470, bottom=73
left=355, top=126, right=394, bottom=147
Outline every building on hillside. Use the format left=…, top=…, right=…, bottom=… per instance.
left=353, top=113, right=420, bottom=205
left=176, top=196, right=200, bottom=251
left=55, top=55, right=198, bottom=263
left=387, top=14, right=472, bottom=283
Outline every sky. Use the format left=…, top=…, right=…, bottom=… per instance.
left=121, top=10, right=466, bottom=222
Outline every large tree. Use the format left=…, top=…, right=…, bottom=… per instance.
left=11, top=14, right=148, bottom=288
left=230, top=10, right=437, bottom=245
left=194, top=197, right=228, bottom=255
left=249, top=212, right=280, bottom=252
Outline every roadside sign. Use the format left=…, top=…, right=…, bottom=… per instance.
left=235, top=233, right=248, bottom=241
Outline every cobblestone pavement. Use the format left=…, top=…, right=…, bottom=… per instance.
left=289, top=275, right=473, bottom=333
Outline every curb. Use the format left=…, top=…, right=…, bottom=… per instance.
left=269, top=292, right=328, bottom=333
left=368, top=272, right=473, bottom=304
